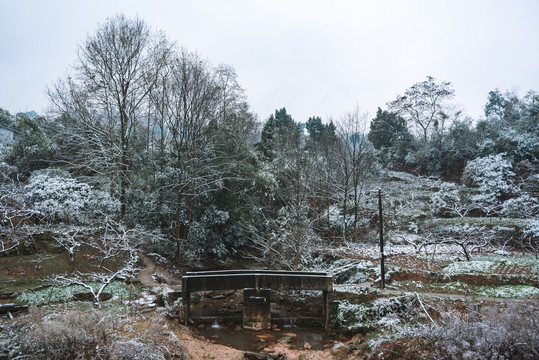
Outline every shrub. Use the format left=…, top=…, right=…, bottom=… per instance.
left=25, top=169, right=119, bottom=223
left=11, top=309, right=118, bottom=359
left=502, top=194, right=539, bottom=218
left=110, top=339, right=166, bottom=360
left=4, top=309, right=185, bottom=359
left=336, top=295, right=417, bottom=332
left=461, top=153, right=515, bottom=206
left=418, top=302, right=539, bottom=359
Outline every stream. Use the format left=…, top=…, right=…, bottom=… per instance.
left=197, top=324, right=333, bottom=352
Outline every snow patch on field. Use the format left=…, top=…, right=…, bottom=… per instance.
left=475, top=285, right=539, bottom=299
left=442, top=261, right=496, bottom=275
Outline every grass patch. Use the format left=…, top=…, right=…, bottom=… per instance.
left=0, top=253, right=70, bottom=293
left=439, top=281, right=471, bottom=294
left=432, top=217, right=531, bottom=228
left=442, top=260, right=496, bottom=275
left=17, top=280, right=135, bottom=305
left=474, top=254, right=539, bottom=275
left=392, top=280, right=472, bottom=295
left=61, top=299, right=132, bottom=313
left=391, top=280, right=539, bottom=298
left=473, top=285, right=539, bottom=299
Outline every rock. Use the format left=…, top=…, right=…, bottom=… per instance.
left=131, top=293, right=158, bottom=313
left=191, top=293, right=202, bottom=304
left=331, top=342, right=345, bottom=354
left=211, top=294, right=225, bottom=299
left=0, top=303, right=28, bottom=315
left=152, top=272, right=169, bottom=284
left=244, top=352, right=272, bottom=360
left=278, top=336, right=294, bottom=344
left=0, top=292, right=16, bottom=299
left=303, top=342, right=311, bottom=350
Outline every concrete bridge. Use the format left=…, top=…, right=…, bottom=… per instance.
left=182, top=270, right=333, bottom=329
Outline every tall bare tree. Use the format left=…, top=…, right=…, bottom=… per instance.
left=156, top=49, right=220, bottom=260
left=336, top=107, right=377, bottom=240
left=48, top=15, right=170, bottom=218
left=387, top=76, right=454, bottom=141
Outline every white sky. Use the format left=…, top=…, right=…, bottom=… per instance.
left=1, top=0, right=538, bottom=123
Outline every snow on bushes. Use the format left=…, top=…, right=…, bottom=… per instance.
left=336, top=295, right=417, bottom=332
left=430, top=182, right=474, bottom=218
left=24, top=169, right=119, bottom=223
left=461, top=153, right=515, bottom=207
left=418, top=302, right=539, bottom=360
left=502, top=194, right=539, bottom=218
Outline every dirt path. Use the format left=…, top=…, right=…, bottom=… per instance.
left=136, top=253, right=182, bottom=290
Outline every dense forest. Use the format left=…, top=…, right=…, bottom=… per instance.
left=2, top=15, right=537, bottom=268
left=0, top=14, right=538, bottom=359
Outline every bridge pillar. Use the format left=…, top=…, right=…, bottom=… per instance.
left=243, top=288, right=271, bottom=330
left=323, top=290, right=329, bottom=329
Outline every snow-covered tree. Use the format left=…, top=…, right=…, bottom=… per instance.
left=25, top=170, right=119, bottom=223
left=248, top=204, right=320, bottom=270
left=502, top=194, right=539, bottom=218
left=430, top=182, right=471, bottom=218
left=461, top=153, right=515, bottom=213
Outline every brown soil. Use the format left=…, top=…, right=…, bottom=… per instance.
left=136, top=253, right=182, bottom=289
left=174, top=329, right=244, bottom=359
left=385, top=254, right=450, bottom=272
left=389, top=269, right=539, bottom=288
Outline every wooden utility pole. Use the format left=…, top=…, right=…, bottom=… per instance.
left=378, top=188, right=385, bottom=289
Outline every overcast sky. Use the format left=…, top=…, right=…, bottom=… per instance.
left=1, top=0, right=538, bottom=123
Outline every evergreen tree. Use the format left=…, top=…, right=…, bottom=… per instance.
left=6, top=113, right=56, bottom=176
left=258, top=115, right=276, bottom=161
left=368, top=108, right=409, bottom=149
left=274, top=107, right=295, bottom=130
left=306, top=116, right=324, bottom=141
left=0, top=108, right=14, bottom=128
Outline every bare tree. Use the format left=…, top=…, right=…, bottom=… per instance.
left=335, top=106, right=377, bottom=240
left=388, top=76, right=455, bottom=141
left=0, top=179, right=37, bottom=255
left=156, top=49, right=220, bottom=260
left=50, top=252, right=138, bottom=307
left=49, top=222, right=141, bottom=307
left=215, top=64, right=244, bottom=123
left=54, top=229, right=81, bottom=268
left=84, top=219, right=144, bottom=271
left=48, top=14, right=170, bottom=218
